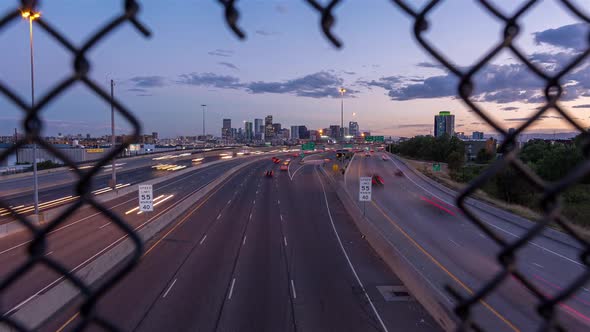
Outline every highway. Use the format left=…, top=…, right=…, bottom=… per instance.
left=0, top=156, right=250, bottom=320
left=344, top=151, right=590, bottom=331
left=42, top=157, right=439, bottom=332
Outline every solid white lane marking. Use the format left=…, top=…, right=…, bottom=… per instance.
left=387, top=155, right=584, bottom=268
left=227, top=199, right=231, bottom=205
left=99, top=223, right=110, bottom=229
left=317, top=170, right=389, bottom=332
left=199, top=235, right=207, bottom=245
left=533, top=263, right=543, bottom=269
left=217, top=213, right=222, bottom=220
left=242, top=236, right=247, bottom=246
left=228, top=278, right=236, bottom=299
left=45, top=251, right=53, bottom=256
left=291, top=279, right=297, bottom=299
left=163, top=278, right=177, bottom=298
left=283, top=236, right=288, bottom=247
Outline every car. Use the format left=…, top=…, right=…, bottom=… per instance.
left=265, top=170, right=274, bottom=177
left=372, top=174, right=384, bottom=185
left=370, top=149, right=375, bottom=153
left=364, top=152, right=370, bottom=157
left=324, top=158, right=331, bottom=162
left=280, top=165, right=288, bottom=171
left=381, top=155, right=388, bottom=161
left=274, top=159, right=281, bottom=164
left=292, top=153, right=299, bottom=157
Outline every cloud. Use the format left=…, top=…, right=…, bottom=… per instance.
left=275, top=3, right=288, bottom=14
left=137, top=94, right=153, bottom=97
left=573, top=104, right=590, bottom=109
left=504, top=117, right=530, bottom=122
left=396, top=124, right=431, bottom=128
left=177, top=73, right=243, bottom=89
left=246, top=71, right=356, bottom=98
left=416, top=62, right=444, bottom=69
left=127, top=88, right=147, bottom=93
left=208, top=49, right=234, bottom=57
left=343, top=71, right=356, bottom=75
left=361, top=23, right=590, bottom=104
left=501, top=106, right=519, bottom=111
left=255, top=29, right=278, bottom=36
left=129, top=76, right=166, bottom=88
left=533, top=23, right=587, bottom=52
left=218, top=62, right=239, bottom=70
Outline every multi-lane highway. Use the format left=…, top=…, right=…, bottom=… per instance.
left=41, top=157, right=439, bottom=332
left=0, top=156, right=250, bottom=322
left=345, top=151, right=590, bottom=331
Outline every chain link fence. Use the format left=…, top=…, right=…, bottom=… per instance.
left=0, top=0, right=589, bottom=331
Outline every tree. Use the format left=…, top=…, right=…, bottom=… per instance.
left=475, top=148, right=492, bottom=164
left=447, top=151, right=464, bottom=171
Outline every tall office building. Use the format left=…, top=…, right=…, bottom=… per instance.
left=299, top=125, right=309, bottom=139
left=222, top=119, right=232, bottom=139
left=434, top=111, right=455, bottom=137
left=245, top=121, right=253, bottom=141
left=264, top=115, right=274, bottom=142
left=349, top=121, right=359, bottom=137
left=329, top=125, right=341, bottom=140
left=272, top=123, right=282, bottom=137
left=254, top=119, right=263, bottom=136
left=291, top=126, right=299, bottom=139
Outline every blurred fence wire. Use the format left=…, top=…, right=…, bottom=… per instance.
left=1, top=0, right=589, bottom=331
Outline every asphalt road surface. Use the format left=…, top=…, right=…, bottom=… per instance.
left=43, top=157, right=439, bottom=332
left=0, top=157, right=248, bottom=320
left=345, top=151, right=590, bottom=331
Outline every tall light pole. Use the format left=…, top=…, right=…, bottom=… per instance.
left=23, top=10, right=41, bottom=217
left=110, top=79, right=117, bottom=190
left=201, top=104, right=207, bottom=137
left=339, top=87, right=346, bottom=143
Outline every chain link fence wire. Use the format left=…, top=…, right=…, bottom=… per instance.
left=0, top=0, right=150, bottom=330
left=1, top=0, right=589, bottom=331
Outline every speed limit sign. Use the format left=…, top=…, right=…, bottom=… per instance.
left=359, top=177, right=372, bottom=202
left=138, top=184, right=154, bottom=212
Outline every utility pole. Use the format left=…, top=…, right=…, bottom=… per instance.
left=201, top=104, right=207, bottom=137
left=110, top=79, right=117, bottom=190
left=25, top=10, right=40, bottom=217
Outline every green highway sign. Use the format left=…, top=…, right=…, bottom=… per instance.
left=365, top=136, right=384, bottom=142
left=344, top=144, right=353, bottom=148
left=433, top=163, right=441, bottom=172
left=302, top=142, right=316, bottom=151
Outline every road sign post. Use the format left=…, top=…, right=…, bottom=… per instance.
left=359, top=176, right=372, bottom=217
left=138, top=184, right=153, bottom=212
left=432, top=163, right=441, bottom=172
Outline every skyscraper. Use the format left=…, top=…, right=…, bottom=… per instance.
left=254, top=119, right=263, bottom=135
left=434, top=111, right=455, bottom=137
left=245, top=121, right=253, bottom=141
left=291, top=125, right=299, bottom=139
left=329, top=125, right=341, bottom=140
left=222, top=119, right=232, bottom=139
left=349, top=121, right=359, bottom=137
left=272, top=123, right=282, bottom=137
left=299, top=125, right=309, bottom=139
left=264, top=115, right=274, bottom=142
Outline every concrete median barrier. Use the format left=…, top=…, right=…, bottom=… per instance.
left=4, top=156, right=263, bottom=331
left=320, top=166, right=457, bottom=331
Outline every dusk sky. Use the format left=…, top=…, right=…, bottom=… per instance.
left=1, top=1, right=589, bottom=138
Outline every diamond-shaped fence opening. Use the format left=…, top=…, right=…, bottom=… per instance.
left=1, top=0, right=590, bottom=331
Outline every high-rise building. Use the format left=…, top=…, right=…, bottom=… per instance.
left=222, top=119, right=232, bottom=139
left=272, top=123, right=282, bottom=137
left=329, top=125, right=341, bottom=139
left=264, top=115, right=274, bottom=142
left=291, top=126, right=299, bottom=140
left=245, top=122, right=253, bottom=141
left=280, top=128, right=290, bottom=140
left=472, top=131, right=484, bottom=139
left=299, top=126, right=310, bottom=139
left=434, top=111, right=455, bottom=137
left=254, top=119, right=263, bottom=136
left=349, top=121, right=359, bottom=137
left=152, top=132, right=158, bottom=142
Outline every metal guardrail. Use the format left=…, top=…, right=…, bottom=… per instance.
left=0, top=0, right=588, bottom=331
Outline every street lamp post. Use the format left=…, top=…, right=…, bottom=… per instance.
left=201, top=104, right=207, bottom=137
left=339, top=88, right=346, bottom=143
left=110, top=79, right=117, bottom=190
left=23, top=10, right=41, bottom=217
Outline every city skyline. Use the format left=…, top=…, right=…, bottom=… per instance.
left=1, top=1, right=589, bottom=138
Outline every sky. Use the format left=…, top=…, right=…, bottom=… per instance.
left=0, top=0, right=589, bottom=138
